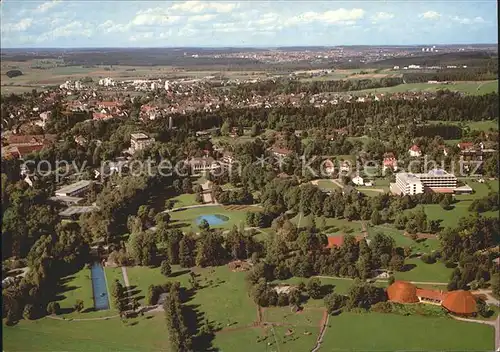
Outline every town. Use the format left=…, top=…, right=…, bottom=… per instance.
left=1, top=1, right=499, bottom=352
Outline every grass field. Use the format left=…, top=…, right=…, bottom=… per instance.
left=3, top=314, right=170, bottom=351
left=427, top=119, right=498, bottom=132
left=169, top=205, right=259, bottom=232
left=349, top=80, right=498, bottom=96
left=394, top=257, right=453, bottom=283
left=169, top=193, right=198, bottom=208
left=322, top=311, right=494, bottom=351
left=290, top=213, right=363, bottom=234
left=368, top=225, right=441, bottom=254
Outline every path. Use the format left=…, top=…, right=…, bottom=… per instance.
left=121, top=266, right=132, bottom=309
left=313, top=274, right=448, bottom=286
left=331, top=179, right=344, bottom=189
left=356, top=187, right=385, bottom=193
left=311, top=310, right=329, bottom=352
left=46, top=314, right=120, bottom=321
left=450, top=315, right=500, bottom=351
left=201, top=180, right=216, bottom=204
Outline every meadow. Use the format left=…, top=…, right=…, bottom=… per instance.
left=427, top=119, right=498, bottom=132
left=322, top=311, right=494, bottom=351
left=350, top=80, right=498, bottom=96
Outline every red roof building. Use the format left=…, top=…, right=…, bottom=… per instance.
left=325, top=235, right=365, bottom=249
left=442, top=290, right=477, bottom=315
left=387, top=281, right=420, bottom=303
left=457, top=142, right=474, bottom=151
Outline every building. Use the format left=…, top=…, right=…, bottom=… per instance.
left=392, top=169, right=457, bottom=195
left=383, top=152, right=398, bottom=172
left=387, top=281, right=419, bottom=303
left=408, top=144, right=422, bottom=157
left=442, top=290, right=477, bottom=316
left=392, top=173, right=424, bottom=195
left=187, top=157, right=220, bottom=173
left=55, top=180, right=93, bottom=197
left=352, top=175, right=364, bottom=186
left=325, top=235, right=365, bottom=249
left=130, top=133, right=155, bottom=153
left=270, top=146, right=292, bottom=159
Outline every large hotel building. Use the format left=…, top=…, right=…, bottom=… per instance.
left=390, top=169, right=458, bottom=195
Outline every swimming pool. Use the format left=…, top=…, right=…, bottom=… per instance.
left=195, top=214, right=229, bottom=226
left=90, top=262, right=110, bottom=310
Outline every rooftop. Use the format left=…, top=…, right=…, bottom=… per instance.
left=56, top=180, right=92, bottom=195
left=131, top=133, right=150, bottom=140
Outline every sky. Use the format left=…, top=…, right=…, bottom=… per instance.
left=1, top=0, right=498, bottom=48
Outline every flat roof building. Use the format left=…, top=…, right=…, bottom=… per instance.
left=55, top=180, right=93, bottom=197
left=392, top=169, right=457, bottom=195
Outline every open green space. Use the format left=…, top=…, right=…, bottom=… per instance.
left=3, top=314, right=170, bottom=352
left=125, top=265, right=257, bottom=330
left=169, top=193, right=198, bottom=208
left=427, top=119, right=498, bottom=132
left=394, top=257, right=453, bottom=283
left=322, top=311, right=494, bottom=351
left=55, top=269, right=99, bottom=318
left=406, top=203, right=498, bottom=230
left=368, top=225, right=440, bottom=254
left=315, top=179, right=341, bottom=191
left=290, top=213, right=363, bottom=234
left=169, top=205, right=258, bottom=232
left=348, top=80, right=498, bottom=96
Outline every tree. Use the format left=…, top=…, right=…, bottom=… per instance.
left=370, top=210, right=381, bottom=225
left=388, top=275, right=395, bottom=285
left=161, top=260, right=172, bottom=277
left=198, top=219, right=210, bottom=231
left=179, top=235, right=196, bottom=268
left=128, top=231, right=157, bottom=266
left=74, top=299, right=84, bottom=313
left=195, top=193, right=204, bottom=203
left=221, top=120, right=230, bottom=136
left=165, top=199, right=175, bottom=211
left=440, top=197, right=451, bottom=210
left=46, top=302, right=60, bottom=315
left=23, top=304, right=35, bottom=320
left=306, top=278, right=322, bottom=299
left=250, top=123, right=260, bottom=137
left=182, top=178, right=193, bottom=194
left=324, top=293, right=344, bottom=314
left=389, top=254, right=405, bottom=272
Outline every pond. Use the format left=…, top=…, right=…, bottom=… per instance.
left=195, top=214, right=229, bottom=226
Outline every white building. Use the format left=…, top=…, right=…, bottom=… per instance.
left=408, top=145, right=422, bottom=157
left=130, top=133, right=155, bottom=153
left=392, top=169, right=458, bottom=195
left=98, top=77, right=116, bottom=87
left=352, top=175, right=364, bottom=186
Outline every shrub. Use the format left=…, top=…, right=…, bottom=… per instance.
left=277, top=293, right=289, bottom=306
left=46, top=302, right=60, bottom=315
left=74, top=299, right=84, bottom=312
left=371, top=301, right=393, bottom=313
left=160, top=260, right=172, bottom=277
left=420, top=254, right=436, bottom=264
left=23, top=304, right=35, bottom=320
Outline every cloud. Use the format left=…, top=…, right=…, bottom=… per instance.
left=450, top=16, right=486, bottom=25
left=188, top=14, right=217, bottom=22
left=131, top=11, right=182, bottom=26
left=170, top=1, right=237, bottom=13
left=285, top=8, right=365, bottom=26
left=129, top=32, right=153, bottom=42
left=98, top=20, right=132, bottom=33
left=420, top=11, right=441, bottom=20
left=38, top=21, right=92, bottom=41
left=2, top=18, right=34, bottom=32
left=371, top=12, right=394, bottom=21
left=36, top=0, right=61, bottom=13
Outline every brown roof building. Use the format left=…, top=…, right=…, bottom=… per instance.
left=442, top=290, right=477, bottom=315
left=386, top=281, right=419, bottom=303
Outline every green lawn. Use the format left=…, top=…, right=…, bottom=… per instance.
left=169, top=205, right=257, bottom=232
left=322, top=311, right=494, bottom=351
left=368, top=225, right=440, bottom=254
left=170, top=193, right=198, bottom=208
left=394, top=257, right=453, bottom=283
left=315, top=179, right=341, bottom=191
left=406, top=203, right=498, bottom=230
left=290, top=213, right=362, bottom=234
left=427, top=119, right=498, bottom=132
left=3, top=314, right=170, bottom=352
left=125, top=265, right=257, bottom=330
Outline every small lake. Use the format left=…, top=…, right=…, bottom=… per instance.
left=90, top=262, right=110, bottom=310
left=195, top=214, right=229, bottom=226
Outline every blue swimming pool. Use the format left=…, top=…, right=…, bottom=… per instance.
left=195, top=214, right=229, bottom=226
left=90, top=262, right=110, bottom=310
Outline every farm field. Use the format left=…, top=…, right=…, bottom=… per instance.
left=168, top=204, right=260, bottom=232
left=321, top=312, right=495, bottom=351
left=349, top=80, right=498, bottom=96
